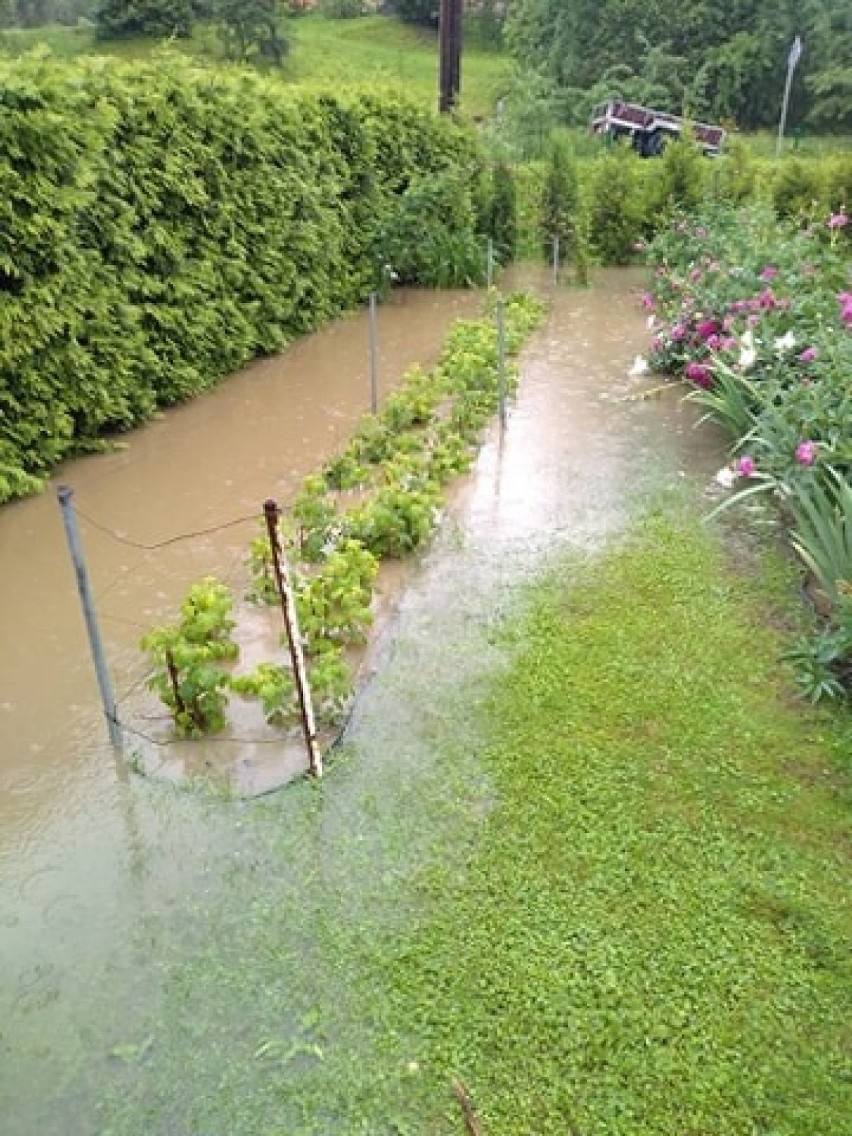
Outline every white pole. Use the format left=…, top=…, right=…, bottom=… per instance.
left=776, top=37, right=802, bottom=157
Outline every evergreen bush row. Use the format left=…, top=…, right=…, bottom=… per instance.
left=0, top=54, right=491, bottom=503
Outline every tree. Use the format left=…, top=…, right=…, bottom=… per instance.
left=216, top=0, right=288, bottom=65
left=96, top=0, right=193, bottom=38
left=388, top=0, right=438, bottom=28
left=503, top=0, right=837, bottom=131
left=540, top=134, right=579, bottom=262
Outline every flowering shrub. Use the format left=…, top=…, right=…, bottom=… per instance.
left=644, top=202, right=852, bottom=700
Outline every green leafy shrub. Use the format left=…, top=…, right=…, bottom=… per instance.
left=383, top=170, right=486, bottom=288
left=294, top=539, right=378, bottom=647
left=771, top=157, right=825, bottom=220
left=586, top=147, right=645, bottom=265
left=540, top=133, right=579, bottom=262
left=140, top=577, right=238, bottom=736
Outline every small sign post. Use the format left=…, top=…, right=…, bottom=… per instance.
left=776, top=36, right=803, bottom=157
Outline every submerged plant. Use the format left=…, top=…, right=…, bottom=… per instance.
left=140, top=578, right=239, bottom=737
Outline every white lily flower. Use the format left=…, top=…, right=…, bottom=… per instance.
left=738, top=330, right=757, bottom=369
left=628, top=355, right=649, bottom=376
left=714, top=467, right=736, bottom=489
left=773, top=330, right=797, bottom=352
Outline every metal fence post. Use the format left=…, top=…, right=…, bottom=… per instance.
left=496, top=299, right=507, bottom=431
left=487, top=237, right=494, bottom=289
left=56, top=485, right=122, bottom=748
left=369, top=292, right=379, bottom=414
left=263, top=499, right=322, bottom=778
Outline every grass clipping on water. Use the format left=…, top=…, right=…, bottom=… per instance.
left=374, top=506, right=852, bottom=1134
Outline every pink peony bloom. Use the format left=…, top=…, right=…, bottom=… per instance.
left=795, top=440, right=818, bottom=466
left=737, top=455, right=757, bottom=478
left=828, top=212, right=849, bottom=230
left=798, top=346, right=819, bottom=363
left=759, top=266, right=778, bottom=281
left=757, top=289, right=776, bottom=310
left=696, top=318, right=720, bottom=340
left=685, top=361, right=712, bottom=387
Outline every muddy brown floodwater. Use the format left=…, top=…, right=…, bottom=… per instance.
left=0, top=267, right=726, bottom=1134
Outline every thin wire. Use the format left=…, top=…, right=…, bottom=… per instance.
left=74, top=506, right=261, bottom=551
left=114, top=670, right=154, bottom=708
left=118, top=717, right=305, bottom=748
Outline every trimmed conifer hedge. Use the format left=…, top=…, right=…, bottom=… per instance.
left=0, top=55, right=485, bottom=503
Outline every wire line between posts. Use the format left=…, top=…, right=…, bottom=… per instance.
left=73, top=505, right=260, bottom=550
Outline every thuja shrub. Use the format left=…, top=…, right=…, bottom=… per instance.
left=585, top=147, right=646, bottom=265
left=0, top=56, right=485, bottom=505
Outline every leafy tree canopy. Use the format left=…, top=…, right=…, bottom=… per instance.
left=504, top=0, right=852, bottom=132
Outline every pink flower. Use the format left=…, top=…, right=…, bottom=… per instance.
left=757, top=289, right=776, bottom=310
left=795, top=440, right=818, bottom=466
left=671, top=324, right=687, bottom=342
left=828, top=212, right=849, bottom=230
left=737, top=455, right=757, bottom=478
left=798, top=346, right=819, bottom=363
left=685, top=361, right=712, bottom=388
left=697, top=318, right=720, bottom=340
left=795, top=438, right=822, bottom=465
left=689, top=267, right=702, bottom=282
left=759, top=266, right=778, bottom=281
left=706, top=334, right=723, bottom=351
left=640, top=292, right=655, bottom=310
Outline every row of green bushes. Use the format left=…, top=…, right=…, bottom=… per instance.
left=0, top=54, right=508, bottom=504
left=510, top=138, right=852, bottom=266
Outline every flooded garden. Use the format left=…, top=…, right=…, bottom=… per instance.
left=0, top=265, right=735, bottom=1132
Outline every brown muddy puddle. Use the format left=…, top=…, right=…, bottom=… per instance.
left=0, top=267, right=729, bottom=1133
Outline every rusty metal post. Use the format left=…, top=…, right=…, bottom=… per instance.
left=263, top=499, right=322, bottom=777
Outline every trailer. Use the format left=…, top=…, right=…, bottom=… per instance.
left=590, top=99, right=726, bottom=157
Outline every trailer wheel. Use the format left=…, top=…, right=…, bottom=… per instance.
left=643, top=129, right=667, bottom=158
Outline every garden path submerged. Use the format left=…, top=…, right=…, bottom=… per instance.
left=0, top=267, right=726, bottom=1133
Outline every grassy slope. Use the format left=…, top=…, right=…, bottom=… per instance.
left=0, top=15, right=511, bottom=118
left=96, top=502, right=852, bottom=1134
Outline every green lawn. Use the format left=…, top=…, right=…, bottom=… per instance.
left=94, top=499, right=852, bottom=1134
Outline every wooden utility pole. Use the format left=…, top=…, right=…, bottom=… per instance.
left=439, top=0, right=463, bottom=113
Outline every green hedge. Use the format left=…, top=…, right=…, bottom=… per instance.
left=0, top=55, right=484, bottom=503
